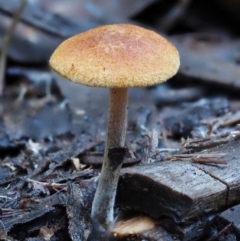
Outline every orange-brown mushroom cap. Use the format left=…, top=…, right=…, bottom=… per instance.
left=49, top=24, right=180, bottom=88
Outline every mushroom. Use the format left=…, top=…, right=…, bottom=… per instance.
left=49, top=24, right=180, bottom=232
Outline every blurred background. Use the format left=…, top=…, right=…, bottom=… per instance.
left=1, top=0, right=240, bottom=162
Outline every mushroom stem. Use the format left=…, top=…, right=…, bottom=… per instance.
left=91, top=87, right=128, bottom=231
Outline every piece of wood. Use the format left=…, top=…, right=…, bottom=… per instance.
left=219, top=204, right=240, bottom=232
left=117, top=161, right=227, bottom=223
left=125, top=226, right=174, bottom=241
left=193, top=140, right=240, bottom=205
left=0, top=0, right=84, bottom=38
left=173, top=36, right=240, bottom=91
left=117, top=218, right=207, bottom=241
left=208, top=204, right=240, bottom=241
left=159, top=217, right=209, bottom=241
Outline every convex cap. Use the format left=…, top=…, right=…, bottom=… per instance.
left=49, top=24, right=180, bottom=88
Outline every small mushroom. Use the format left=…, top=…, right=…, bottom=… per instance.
left=49, top=24, right=180, bottom=232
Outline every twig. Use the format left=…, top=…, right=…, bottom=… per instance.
left=167, top=152, right=226, bottom=159
left=206, top=223, right=232, bottom=241
left=191, top=157, right=227, bottom=165
left=27, top=178, right=68, bottom=191
left=202, top=110, right=240, bottom=128
left=159, top=113, right=169, bottom=148
left=0, top=208, right=29, bottom=218
left=158, top=148, right=179, bottom=153
left=159, top=0, right=190, bottom=31
left=126, top=140, right=137, bottom=159
left=0, top=0, right=27, bottom=95
left=166, top=152, right=227, bottom=165
left=183, top=131, right=240, bottom=151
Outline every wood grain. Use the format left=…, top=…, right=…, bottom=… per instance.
left=117, top=160, right=227, bottom=222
